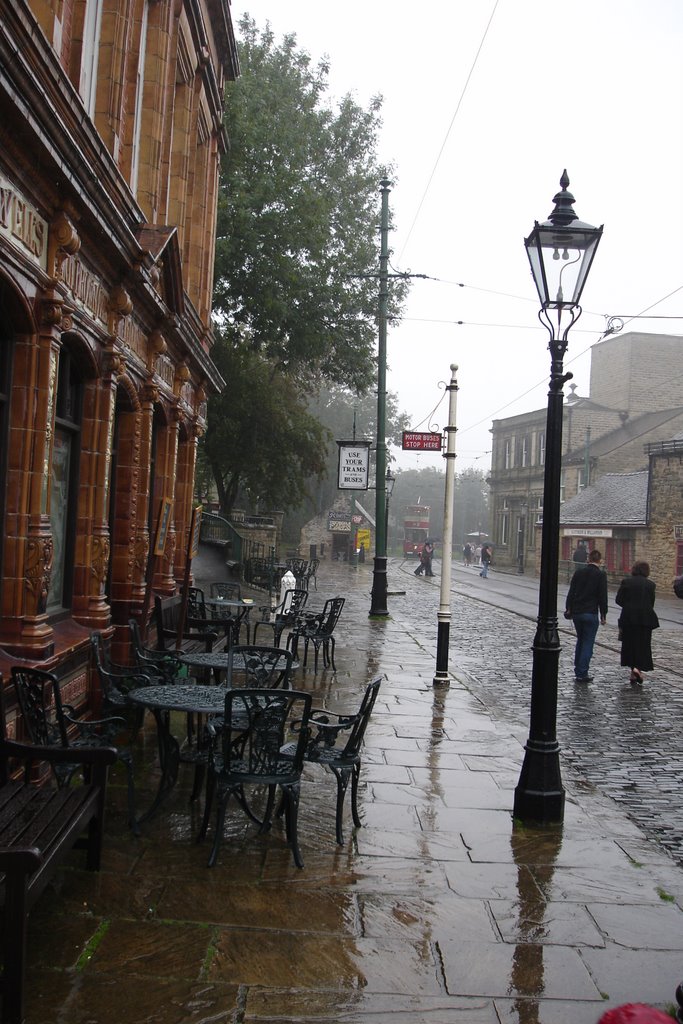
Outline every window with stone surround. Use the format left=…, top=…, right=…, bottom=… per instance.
left=48, top=348, right=82, bottom=613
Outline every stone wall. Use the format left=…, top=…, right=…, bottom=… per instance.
left=647, top=449, right=683, bottom=584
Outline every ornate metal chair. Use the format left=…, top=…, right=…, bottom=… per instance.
left=90, top=631, right=152, bottom=735
left=303, top=558, right=319, bottom=591
left=227, top=645, right=294, bottom=691
left=286, top=558, right=309, bottom=589
left=129, top=619, right=185, bottom=684
left=210, top=582, right=241, bottom=601
left=198, top=688, right=312, bottom=868
left=197, top=584, right=250, bottom=645
left=11, top=665, right=139, bottom=832
left=253, top=588, right=309, bottom=648
left=283, top=677, right=381, bottom=845
left=287, top=596, right=345, bottom=671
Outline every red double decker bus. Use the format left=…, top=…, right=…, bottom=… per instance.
left=403, top=504, right=430, bottom=558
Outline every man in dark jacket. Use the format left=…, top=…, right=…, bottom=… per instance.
left=565, top=549, right=608, bottom=682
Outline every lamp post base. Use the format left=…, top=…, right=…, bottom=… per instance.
left=433, top=619, right=451, bottom=687
left=369, top=555, right=389, bottom=617
left=513, top=742, right=565, bottom=825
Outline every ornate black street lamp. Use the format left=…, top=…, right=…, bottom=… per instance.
left=513, top=171, right=603, bottom=826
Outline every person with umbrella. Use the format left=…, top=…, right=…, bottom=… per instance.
left=414, top=539, right=435, bottom=577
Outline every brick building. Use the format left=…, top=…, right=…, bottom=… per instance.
left=489, top=332, right=683, bottom=572
left=0, top=2, right=238, bottom=690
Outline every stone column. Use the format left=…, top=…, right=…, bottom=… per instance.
left=0, top=298, right=61, bottom=657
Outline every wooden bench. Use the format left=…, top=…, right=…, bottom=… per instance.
left=154, top=594, right=227, bottom=654
left=0, top=678, right=116, bottom=1024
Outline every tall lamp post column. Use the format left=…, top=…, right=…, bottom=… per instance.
left=513, top=171, right=602, bottom=826
left=370, top=178, right=391, bottom=617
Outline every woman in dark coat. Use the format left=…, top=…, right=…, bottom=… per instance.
left=615, top=561, right=659, bottom=683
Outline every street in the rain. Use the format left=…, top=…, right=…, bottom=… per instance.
left=398, top=556, right=683, bottom=866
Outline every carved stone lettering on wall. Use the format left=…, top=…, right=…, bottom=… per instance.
left=120, top=316, right=148, bottom=364
left=0, top=172, right=48, bottom=269
left=156, top=353, right=175, bottom=388
left=25, top=536, right=54, bottom=615
left=61, top=255, right=108, bottom=324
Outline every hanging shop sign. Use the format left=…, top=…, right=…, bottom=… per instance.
left=328, top=510, right=351, bottom=532
left=337, top=440, right=371, bottom=490
left=402, top=431, right=442, bottom=452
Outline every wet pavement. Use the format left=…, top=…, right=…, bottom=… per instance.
left=23, top=559, right=683, bottom=1023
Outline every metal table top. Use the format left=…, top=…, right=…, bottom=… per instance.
left=128, top=684, right=227, bottom=715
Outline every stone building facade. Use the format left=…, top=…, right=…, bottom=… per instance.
left=0, top=1, right=238, bottom=692
left=489, top=332, right=683, bottom=572
left=553, top=439, right=683, bottom=589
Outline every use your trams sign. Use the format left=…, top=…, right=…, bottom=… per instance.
left=337, top=440, right=371, bottom=490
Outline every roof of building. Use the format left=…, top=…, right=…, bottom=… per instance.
left=559, top=471, right=649, bottom=527
left=564, top=407, right=683, bottom=464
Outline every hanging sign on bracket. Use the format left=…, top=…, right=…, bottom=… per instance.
left=402, top=431, right=443, bottom=452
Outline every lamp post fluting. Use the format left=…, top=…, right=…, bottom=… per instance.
left=513, top=171, right=603, bottom=826
left=370, top=178, right=391, bottom=618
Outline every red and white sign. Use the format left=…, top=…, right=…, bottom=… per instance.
left=402, top=431, right=442, bottom=452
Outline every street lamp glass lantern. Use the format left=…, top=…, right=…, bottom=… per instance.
left=524, top=171, right=603, bottom=309
left=386, top=467, right=396, bottom=498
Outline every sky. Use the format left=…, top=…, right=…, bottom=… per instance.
left=229, top=0, right=683, bottom=472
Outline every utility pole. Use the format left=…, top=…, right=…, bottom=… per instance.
left=369, top=179, right=391, bottom=617
left=433, top=364, right=459, bottom=687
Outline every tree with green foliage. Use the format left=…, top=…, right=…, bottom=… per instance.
left=201, top=17, right=408, bottom=515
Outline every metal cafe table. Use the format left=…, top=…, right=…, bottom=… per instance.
left=128, top=683, right=230, bottom=823
left=177, top=649, right=299, bottom=683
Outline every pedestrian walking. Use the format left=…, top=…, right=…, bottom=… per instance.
left=564, top=548, right=607, bottom=682
left=572, top=540, right=588, bottom=563
left=615, top=561, right=659, bottom=684
left=463, top=542, right=472, bottom=566
left=414, top=539, right=434, bottom=577
left=422, top=539, right=435, bottom=576
left=479, top=544, right=492, bottom=578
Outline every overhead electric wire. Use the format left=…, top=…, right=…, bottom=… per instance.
left=401, top=286, right=683, bottom=461
left=397, top=0, right=501, bottom=264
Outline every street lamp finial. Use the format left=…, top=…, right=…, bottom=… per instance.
left=548, top=170, right=578, bottom=228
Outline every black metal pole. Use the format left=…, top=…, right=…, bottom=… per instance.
left=513, top=306, right=580, bottom=826
left=370, top=179, right=391, bottom=618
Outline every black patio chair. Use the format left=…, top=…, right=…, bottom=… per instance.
left=197, top=584, right=250, bottom=645
left=90, top=630, right=152, bottom=737
left=287, top=596, right=345, bottom=671
left=282, top=677, right=381, bottom=845
left=286, top=558, right=309, bottom=588
left=210, top=582, right=241, bottom=601
left=252, top=588, right=309, bottom=648
left=198, top=688, right=312, bottom=868
left=227, top=645, right=294, bottom=691
left=11, top=665, right=139, bottom=832
left=303, top=558, right=319, bottom=591
left=129, top=619, right=185, bottom=684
